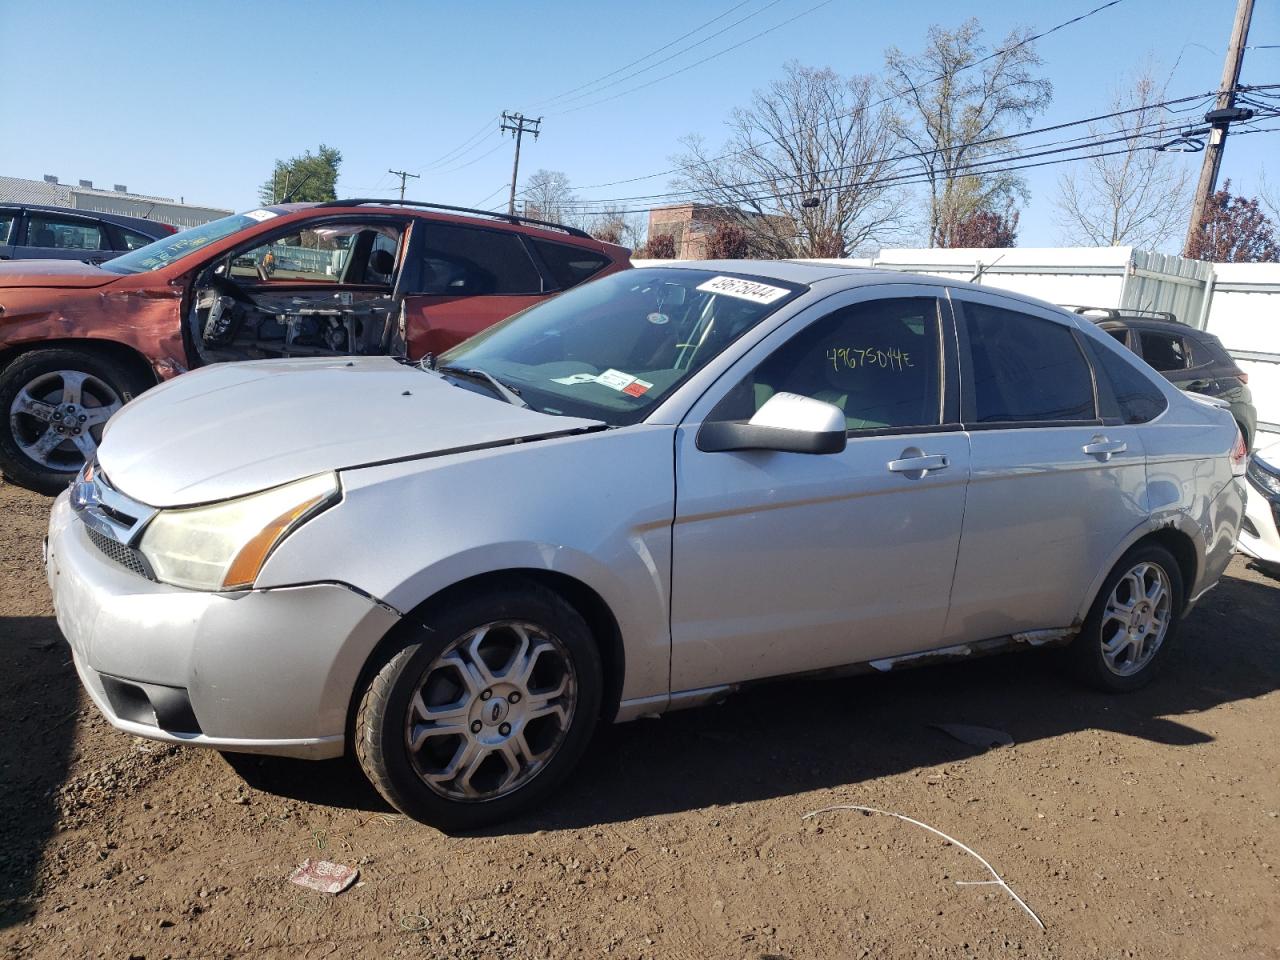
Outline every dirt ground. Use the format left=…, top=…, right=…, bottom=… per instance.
left=2, top=480, right=1278, bottom=960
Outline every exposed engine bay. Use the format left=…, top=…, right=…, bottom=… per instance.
left=188, top=278, right=402, bottom=363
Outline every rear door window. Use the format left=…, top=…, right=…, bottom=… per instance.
left=413, top=223, right=542, bottom=295
left=529, top=238, right=610, bottom=290
left=24, top=213, right=108, bottom=251
left=960, top=302, right=1096, bottom=424
left=1139, top=331, right=1191, bottom=372
left=120, top=228, right=156, bottom=250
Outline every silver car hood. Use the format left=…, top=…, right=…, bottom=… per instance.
left=97, top=357, right=602, bottom=507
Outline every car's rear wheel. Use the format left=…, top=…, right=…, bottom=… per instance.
left=354, top=579, right=602, bottom=830
left=1069, top=543, right=1184, bottom=692
left=0, top=348, right=152, bottom=495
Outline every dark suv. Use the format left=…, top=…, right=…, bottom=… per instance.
left=0, top=200, right=629, bottom=492
left=1073, top=307, right=1257, bottom=449
left=0, top=203, right=176, bottom=263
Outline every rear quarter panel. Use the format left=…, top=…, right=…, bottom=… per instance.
left=1139, top=390, right=1243, bottom=601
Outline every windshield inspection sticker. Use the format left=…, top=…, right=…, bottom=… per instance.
left=244, top=209, right=280, bottom=222
left=696, top=275, right=790, bottom=304
left=595, top=369, right=637, bottom=391
left=622, top=379, right=653, bottom=397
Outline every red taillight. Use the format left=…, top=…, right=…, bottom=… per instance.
left=1230, top=429, right=1248, bottom=478
left=1236, top=372, right=1249, bottom=385
left=159, top=223, right=178, bottom=235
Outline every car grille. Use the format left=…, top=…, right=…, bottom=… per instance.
left=85, top=524, right=155, bottom=580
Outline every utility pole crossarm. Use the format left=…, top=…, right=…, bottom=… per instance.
left=1183, top=0, right=1255, bottom=256
left=500, top=112, right=542, bottom=216
left=388, top=168, right=420, bottom=201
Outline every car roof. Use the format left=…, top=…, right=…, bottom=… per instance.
left=647, top=258, right=1081, bottom=318
left=258, top=200, right=623, bottom=254
left=0, top=201, right=170, bottom=234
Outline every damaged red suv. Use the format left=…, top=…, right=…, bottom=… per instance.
left=0, top=200, right=629, bottom=492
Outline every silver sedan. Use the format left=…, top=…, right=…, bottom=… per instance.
left=46, top=261, right=1246, bottom=829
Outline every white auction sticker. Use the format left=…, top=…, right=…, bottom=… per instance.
left=244, top=209, right=280, bottom=222
left=595, top=369, right=637, bottom=391
left=696, top=275, right=790, bottom=304
left=551, top=373, right=599, bottom=385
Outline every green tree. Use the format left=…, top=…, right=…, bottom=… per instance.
left=259, top=145, right=343, bottom=204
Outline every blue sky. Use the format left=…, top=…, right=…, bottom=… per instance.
left=2, top=0, right=1277, bottom=250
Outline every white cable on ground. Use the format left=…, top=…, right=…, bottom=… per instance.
left=802, top=804, right=1046, bottom=931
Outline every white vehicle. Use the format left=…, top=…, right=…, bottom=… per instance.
left=45, top=262, right=1246, bottom=829
left=1240, top=433, right=1280, bottom=572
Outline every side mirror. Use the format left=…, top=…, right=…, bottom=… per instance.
left=697, top=392, right=847, bottom=455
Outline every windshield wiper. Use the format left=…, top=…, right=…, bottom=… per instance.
left=437, top=365, right=529, bottom=408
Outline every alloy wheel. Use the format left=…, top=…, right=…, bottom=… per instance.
left=404, top=620, right=577, bottom=802
left=1099, top=561, right=1171, bottom=677
left=8, top=369, right=122, bottom=470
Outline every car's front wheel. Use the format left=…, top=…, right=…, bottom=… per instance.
left=0, top=348, right=151, bottom=494
left=354, top=579, right=602, bottom=830
left=1069, top=542, right=1184, bottom=692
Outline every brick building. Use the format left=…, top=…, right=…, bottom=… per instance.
left=646, top=203, right=792, bottom=259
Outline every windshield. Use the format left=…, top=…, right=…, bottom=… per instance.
left=100, top=213, right=263, bottom=274
left=439, top=267, right=805, bottom=426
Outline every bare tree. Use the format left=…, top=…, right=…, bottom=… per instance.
left=1054, top=73, right=1192, bottom=250
left=885, top=19, right=1051, bottom=247
left=521, top=169, right=577, bottom=224
left=585, top=205, right=646, bottom=249
left=1261, top=169, right=1280, bottom=224
left=671, top=61, right=905, bottom=259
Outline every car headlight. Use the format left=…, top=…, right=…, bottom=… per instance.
left=1246, top=454, right=1280, bottom=501
left=138, top=473, right=339, bottom=591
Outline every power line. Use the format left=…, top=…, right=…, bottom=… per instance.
left=552, top=0, right=836, bottom=117
left=557, top=111, right=1280, bottom=218
left=545, top=0, right=790, bottom=111
left=570, top=0, right=1131, bottom=190
left=423, top=114, right=501, bottom=169
left=531, top=0, right=759, bottom=108
left=434, top=140, right=506, bottom=176
left=472, top=182, right=511, bottom=208
left=553, top=88, right=1222, bottom=208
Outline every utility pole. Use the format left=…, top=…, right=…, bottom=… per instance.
left=500, top=112, right=541, bottom=216
left=1183, top=0, right=1255, bottom=256
left=388, top=168, right=420, bottom=201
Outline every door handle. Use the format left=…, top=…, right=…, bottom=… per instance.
left=888, top=453, right=949, bottom=474
left=1083, top=437, right=1127, bottom=460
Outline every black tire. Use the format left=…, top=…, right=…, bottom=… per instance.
left=354, top=578, right=602, bottom=831
left=1068, top=542, right=1184, bottom=693
left=0, top=348, right=152, bottom=495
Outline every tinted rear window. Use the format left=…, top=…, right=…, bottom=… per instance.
left=530, top=238, right=610, bottom=289
left=962, top=302, right=1095, bottom=423
left=1083, top=336, right=1168, bottom=424
left=415, top=223, right=542, bottom=295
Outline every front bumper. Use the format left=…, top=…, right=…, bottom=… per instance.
left=45, top=491, right=400, bottom=759
left=1238, top=476, right=1280, bottom=568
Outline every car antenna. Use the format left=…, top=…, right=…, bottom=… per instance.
left=281, top=172, right=316, bottom=203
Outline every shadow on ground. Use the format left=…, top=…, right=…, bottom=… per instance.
left=0, top=616, right=79, bottom=927
left=230, top=567, right=1280, bottom=835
